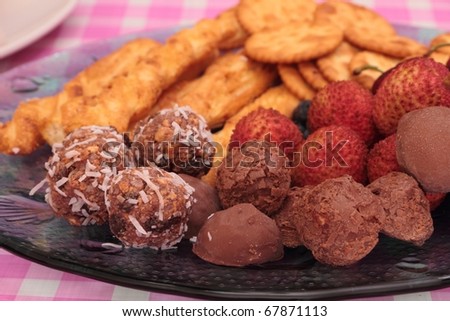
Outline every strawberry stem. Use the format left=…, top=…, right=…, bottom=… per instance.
left=425, top=42, right=450, bottom=57
left=352, top=65, right=384, bottom=76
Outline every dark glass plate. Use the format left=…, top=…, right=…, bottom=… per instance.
left=1, top=25, right=449, bottom=300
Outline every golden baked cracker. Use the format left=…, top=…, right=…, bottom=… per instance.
left=217, top=7, right=249, bottom=50
left=349, top=51, right=400, bottom=90
left=297, top=61, right=329, bottom=91
left=314, top=1, right=395, bottom=36
left=278, top=64, right=316, bottom=100
left=245, top=22, right=344, bottom=64
left=237, top=0, right=316, bottom=34
left=428, top=51, right=450, bottom=65
left=349, top=3, right=396, bottom=36
left=313, top=0, right=358, bottom=32
left=429, top=33, right=450, bottom=55
left=317, top=41, right=360, bottom=82
left=346, top=27, right=427, bottom=58
left=202, top=85, right=300, bottom=187
left=147, top=52, right=277, bottom=130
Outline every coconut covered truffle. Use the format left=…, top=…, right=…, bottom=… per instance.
left=37, top=126, right=125, bottom=226
left=193, top=203, right=284, bottom=267
left=367, top=172, right=433, bottom=246
left=132, top=106, right=215, bottom=177
left=178, top=174, right=221, bottom=239
left=106, top=166, right=194, bottom=249
left=294, top=175, right=386, bottom=266
left=216, top=140, right=291, bottom=215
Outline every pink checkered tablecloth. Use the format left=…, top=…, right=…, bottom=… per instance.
left=1, top=0, right=450, bottom=301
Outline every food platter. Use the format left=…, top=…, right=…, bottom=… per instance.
left=0, top=25, right=450, bottom=300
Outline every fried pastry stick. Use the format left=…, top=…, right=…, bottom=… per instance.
left=201, top=85, right=300, bottom=187
left=0, top=12, right=240, bottom=154
left=0, top=38, right=161, bottom=155
left=151, top=51, right=277, bottom=129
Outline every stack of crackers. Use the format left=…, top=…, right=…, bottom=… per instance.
left=2, top=0, right=450, bottom=160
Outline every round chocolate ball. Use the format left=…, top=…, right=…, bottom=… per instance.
left=216, top=140, right=291, bottom=215
left=43, top=126, right=125, bottom=226
left=132, top=106, right=215, bottom=177
left=106, top=167, right=194, bottom=249
left=192, top=203, right=284, bottom=267
left=396, top=106, right=450, bottom=193
left=178, top=174, right=221, bottom=239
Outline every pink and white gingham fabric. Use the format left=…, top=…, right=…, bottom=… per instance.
left=1, top=0, right=450, bottom=301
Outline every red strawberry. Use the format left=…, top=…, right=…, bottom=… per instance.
left=230, top=107, right=303, bottom=160
left=308, top=80, right=377, bottom=144
left=373, top=57, right=450, bottom=136
left=426, top=192, right=447, bottom=211
left=367, top=134, right=400, bottom=182
left=291, top=125, right=368, bottom=187
left=367, top=133, right=446, bottom=210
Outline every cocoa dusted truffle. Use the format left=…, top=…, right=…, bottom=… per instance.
left=192, top=203, right=284, bottom=267
left=294, top=176, right=385, bottom=266
left=106, top=167, right=194, bottom=249
left=216, top=140, right=291, bottom=215
left=179, top=174, right=221, bottom=239
left=396, top=107, right=450, bottom=193
left=367, top=172, right=433, bottom=246
left=132, top=106, right=215, bottom=177
left=35, top=126, right=125, bottom=226
left=273, top=186, right=313, bottom=248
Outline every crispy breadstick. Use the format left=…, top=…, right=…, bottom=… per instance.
left=0, top=13, right=238, bottom=154
left=65, top=38, right=161, bottom=97
left=202, top=85, right=300, bottom=186
left=152, top=51, right=277, bottom=129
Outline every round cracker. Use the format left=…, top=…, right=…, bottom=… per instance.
left=313, top=0, right=359, bottom=32
left=428, top=51, right=450, bottom=65
left=349, top=51, right=400, bottom=90
left=316, top=41, right=360, bottom=82
left=349, top=3, right=396, bottom=36
left=297, top=61, right=329, bottom=90
left=314, top=0, right=395, bottom=36
left=429, top=33, right=450, bottom=55
left=237, top=0, right=316, bottom=34
left=217, top=8, right=249, bottom=50
left=346, top=27, right=427, bottom=58
left=278, top=64, right=315, bottom=100
left=245, top=22, right=344, bottom=64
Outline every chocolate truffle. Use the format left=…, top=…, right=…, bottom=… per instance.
left=179, top=174, right=222, bottom=239
left=192, top=203, right=284, bottom=267
left=39, top=126, right=125, bottom=226
left=106, top=167, right=194, bottom=249
left=294, top=175, right=385, bottom=266
left=132, top=106, right=215, bottom=177
left=396, top=106, right=450, bottom=193
left=273, top=186, right=313, bottom=248
left=216, top=140, right=291, bottom=215
left=368, top=172, right=433, bottom=246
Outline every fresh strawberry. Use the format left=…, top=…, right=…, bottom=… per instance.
left=367, top=134, right=400, bottom=182
left=291, top=125, right=368, bottom=187
left=307, top=80, right=377, bottom=144
left=426, top=192, right=447, bottom=211
left=373, top=57, right=450, bottom=136
left=230, top=107, right=303, bottom=160
left=367, top=133, right=446, bottom=210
